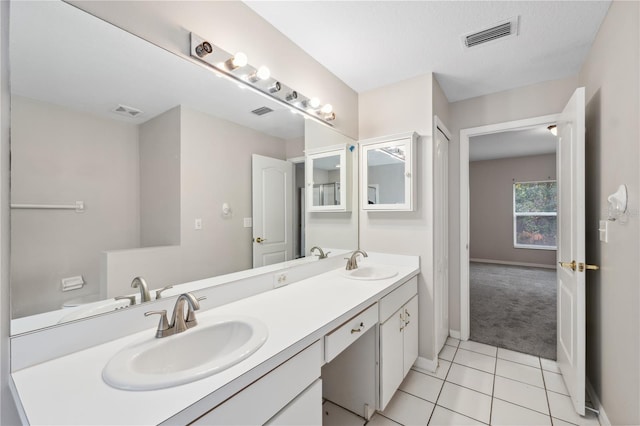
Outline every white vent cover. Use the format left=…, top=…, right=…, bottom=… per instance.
left=462, top=17, right=519, bottom=49
left=112, top=104, right=143, bottom=118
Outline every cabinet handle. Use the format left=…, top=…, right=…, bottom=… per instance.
left=351, top=322, right=364, bottom=334
left=400, top=312, right=404, bottom=331
left=405, top=309, right=410, bottom=326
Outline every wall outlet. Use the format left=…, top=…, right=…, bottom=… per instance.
left=194, top=218, right=202, bottom=230
left=273, top=271, right=288, bottom=288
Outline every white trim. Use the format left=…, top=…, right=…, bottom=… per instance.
left=304, top=143, right=350, bottom=156
left=470, top=258, right=557, bottom=270
left=413, top=356, right=438, bottom=374
left=434, top=115, right=452, bottom=141
left=586, top=379, right=611, bottom=426
left=449, top=329, right=461, bottom=340
left=459, top=114, right=559, bottom=340
left=287, top=156, right=305, bottom=164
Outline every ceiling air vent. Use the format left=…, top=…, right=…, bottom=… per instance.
left=251, top=106, right=274, bottom=116
left=463, top=17, right=519, bottom=49
left=112, top=104, right=143, bottom=118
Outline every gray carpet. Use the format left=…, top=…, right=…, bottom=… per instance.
left=470, top=262, right=557, bottom=360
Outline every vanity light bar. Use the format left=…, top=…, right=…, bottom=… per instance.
left=189, top=32, right=335, bottom=125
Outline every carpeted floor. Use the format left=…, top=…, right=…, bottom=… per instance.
left=470, top=262, right=557, bottom=360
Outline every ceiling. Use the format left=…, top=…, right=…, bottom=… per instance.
left=10, top=1, right=304, bottom=140
left=245, top=1, right=611, bottom=101
left=470, top=125, right=557, bottom=162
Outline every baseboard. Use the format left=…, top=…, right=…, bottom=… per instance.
left=586, top=379, right=611, bottom=425
left=470, top=258, right=557, bottom=270
left=449, top=329, right=461, bottom=339
left=413, top=356, right=438, bottom=373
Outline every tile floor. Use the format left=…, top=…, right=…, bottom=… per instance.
left=324, top=338, right=601, bottom=426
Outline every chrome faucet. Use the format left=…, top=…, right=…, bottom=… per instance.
left=145, top=292, right=206, bottom=338
left=345, top=249, right=368, bottom=270
left=131, top=276, right=151, bottom=303
left=310, top=246, right=330, bottom=259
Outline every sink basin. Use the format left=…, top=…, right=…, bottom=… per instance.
left=342, top=265, right=398, bottom=281
left=102, top=316, right=268, bottom=391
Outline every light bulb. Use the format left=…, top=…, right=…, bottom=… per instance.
left=232, top=52, right=248, bottom=68
left=321, top=104, right=333, bottom=114
left=257, top=66, right=270, bottom=80
left=309, top=97, right=320, bottom=109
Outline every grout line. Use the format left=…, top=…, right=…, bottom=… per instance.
left=428, top=342, right=459, bottom=424
left=492, top=395, right=551, bottom=417
left=493, top=371, right=546, bottom=390
left=450, top=359, right=495, bottom=375
left=489, top=351, right=497, bottom=425
left=375, top=412, right=403, bottom=426
left=541, top=364, right=555, bottom=425
left=433, top=405, right=490, bottom=425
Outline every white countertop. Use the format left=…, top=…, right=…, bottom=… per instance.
left=12, top=257, right=419, bottom=425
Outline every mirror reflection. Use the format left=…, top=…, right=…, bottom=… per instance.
left=366, top=146, right=407, bottom=205
left=311, top=155, right=341, bottom=207
left=9, top=1, right=354, bottom=334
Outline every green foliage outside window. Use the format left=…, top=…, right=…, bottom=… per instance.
left=514, top=181, right=557, bottom=248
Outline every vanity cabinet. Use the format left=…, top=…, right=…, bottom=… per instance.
left=306, top=145, right=351, bottom=212
left=360, top=132, right=418, bottom=211
left=192, top=341, right=322, bottom=425
left=379, top=295, right=418, bottom=409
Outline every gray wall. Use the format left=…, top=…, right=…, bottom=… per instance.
left=470, top=154, right=556, bottom=267
left=10, top=96, right=141, bottom=317
left=368, top=163, right=405, bottom=205
left=359, top=74, right=437, bottom=361
left=579, top=1, right=640, bottom=423
left=448, top=75, right=579, bottom=333
left=139, top=106, right=181, bottom=247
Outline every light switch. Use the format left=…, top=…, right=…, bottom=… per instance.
left=243, top=217, right=252, bottom=228
left=194, top=218, right=202, bottom=230
left=598, top=220, right=608, bottom=243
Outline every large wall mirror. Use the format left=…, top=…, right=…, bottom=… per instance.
left=9, top=1, right=357, bottom=334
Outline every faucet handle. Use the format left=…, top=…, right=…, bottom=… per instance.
left=186, top=296, right=207, bottom=324
left=145, top=310, right=170, bottom=338
left=114, top=295, right=136, bottom=306
left=155, top=285, right=174, bottom=299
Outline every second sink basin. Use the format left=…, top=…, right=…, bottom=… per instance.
left=342, top=265, right=398, bottom=281
left=103, top=316, right=268, bottom=391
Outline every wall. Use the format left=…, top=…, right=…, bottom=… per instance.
left=139, top=107, right=181, bottom=247
left=359, top=74, right=437, bottom=360
left=470, top=154, right=556, bottom=267
left=68, top=0, right=358, bottom=140
left=368, top=163, right=405, bottom=204
left=305, top=120, right=358, bottom=253
left=1, top=0, right=19, bottom=421
left=448, top=75, right=579, bottom=332
left=579, top=1, right=640, bottom=423
left=179, top=106, right=286, bottom=282
left=10, top=96, right=141, bottom=317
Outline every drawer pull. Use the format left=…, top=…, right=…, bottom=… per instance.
left=351, top=322, right=364, bottom=334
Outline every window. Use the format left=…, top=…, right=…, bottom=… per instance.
left=513, top=181, right=557, bottom=250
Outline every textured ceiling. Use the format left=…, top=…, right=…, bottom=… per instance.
left=245, top=1, right=611, bottom=101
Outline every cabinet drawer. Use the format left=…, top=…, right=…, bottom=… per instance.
left=379, top=276, right=417, bottom=323
left=266, top=379, right=322, bottom=425
left=324, top=303, right=378, bottom=362
left=193, top=341, right=321, bottom=425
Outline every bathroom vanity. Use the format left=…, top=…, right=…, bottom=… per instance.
left=11, top=253, right=419, bottom=425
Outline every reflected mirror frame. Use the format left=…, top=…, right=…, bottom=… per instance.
left=305, top=145, right=350, bottom=212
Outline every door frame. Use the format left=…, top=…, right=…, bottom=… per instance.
left=459, top=114, right=559, bottom=340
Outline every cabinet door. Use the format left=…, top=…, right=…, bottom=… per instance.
left=402, top=296, right=419, bottom=376
left=266, top=379, right=322, bottom=426
left=379, top=308, right=405, bottom=410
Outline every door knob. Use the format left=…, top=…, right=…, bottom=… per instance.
left=559, top=260, right=577, bottom=271
left=578, top=262, right=600, bottom=272
left=255, top=237, right=266, bottom=243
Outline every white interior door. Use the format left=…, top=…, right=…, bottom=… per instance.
left=252, top=154, right=293, bottom=267
left=556, top=87, right=587, bottom=416
left=434, top=123, right=450, bottom=354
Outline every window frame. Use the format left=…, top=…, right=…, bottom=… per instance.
left=513, top=179, right=557, bottom=251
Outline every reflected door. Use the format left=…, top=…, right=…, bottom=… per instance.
left=252, top=155, right=293, bottom=267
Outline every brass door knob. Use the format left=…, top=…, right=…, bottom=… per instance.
left=579, top=262, right=600, bottom=272
left=255, top=237, right=266, bottom=243
left=559, top=260, right=577, bottom=271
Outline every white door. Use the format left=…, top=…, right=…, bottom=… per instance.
left=434, top=124, right=450, bottom=354
left=252, top=154, right=293, bottom=267
left=556, top=87, right=588, bottom=416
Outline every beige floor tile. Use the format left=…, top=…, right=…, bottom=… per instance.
left=491, top=398, right=552, bottom=425
left=459, top=340, right=497, bottom=357
left=445, top=363, right=494, bottom=395
left=497, top=348, right=541, bottom=368
left=399, top=370, right=444, bottom=403
left=496, top=358, right=544, bottom=388
left=436, top=382, right=492, bottom=424
left=428, top=405, right=485, bottom=425
left=382, top=390, right=434, bottom=426
left=453, top=349, right=496, bottom=374
left=493, top=376, right=549, bottom=415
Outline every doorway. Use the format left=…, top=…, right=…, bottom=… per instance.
left=459, top=114, right=559, bottom=342
left=468, top=129, right=558, bottom=359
